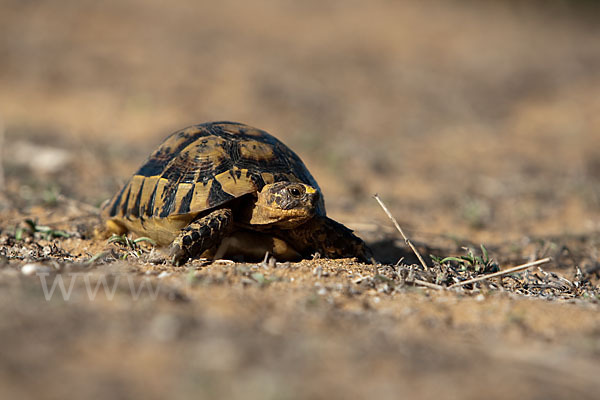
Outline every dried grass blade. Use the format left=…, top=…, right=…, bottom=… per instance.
left=448, top=257, right=552, bottom=289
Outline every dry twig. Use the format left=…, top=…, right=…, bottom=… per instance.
left=448, top=257, right=552, bottom=289
left=374, top=194, right=429, bottom=271
left=408, top=278, right=445, bottom=290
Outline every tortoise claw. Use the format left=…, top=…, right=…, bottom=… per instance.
left=170, top=244, right=189, bottom=266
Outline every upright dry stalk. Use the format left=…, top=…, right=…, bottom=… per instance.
left=374, top=194, right=429, bottom=271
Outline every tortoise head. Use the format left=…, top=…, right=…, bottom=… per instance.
left=247, top=182, right=320, bottom=228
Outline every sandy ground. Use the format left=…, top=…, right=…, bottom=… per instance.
left=1, top=1, right=600, bottom=399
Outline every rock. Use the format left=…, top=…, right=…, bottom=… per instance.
left=13, top=141, right=72, bottom=174
left=21, top=263, right=52, bottom=276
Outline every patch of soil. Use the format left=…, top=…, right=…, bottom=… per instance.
left=1, top=1, right=600, bottom=399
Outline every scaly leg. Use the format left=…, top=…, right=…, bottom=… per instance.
left=170, top=208, right=233, bottom=266
left=278, top=216, right=371, bottom=262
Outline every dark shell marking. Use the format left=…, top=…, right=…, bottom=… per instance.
left=102, top=122, right=324, bottom=245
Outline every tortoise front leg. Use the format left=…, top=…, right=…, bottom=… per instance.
left=279, top=216, right=371, bottom=262
left=170, top=208, right=233, bottom=266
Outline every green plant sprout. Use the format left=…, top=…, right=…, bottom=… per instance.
left=431, top=244, right=499, bottom=274
left=15, top=219, right=71, bottom=241
left=107, top=234, right=156, bottom=260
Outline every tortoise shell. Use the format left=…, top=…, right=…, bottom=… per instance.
left=101, top=121, right=326, bottom=245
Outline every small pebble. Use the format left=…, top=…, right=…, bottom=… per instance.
left=158, top=271, right=171, bottom=279
left=21, top=263, right=52, bottom=276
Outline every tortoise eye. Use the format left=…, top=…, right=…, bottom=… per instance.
left=289, top=186, right=302, bottom=197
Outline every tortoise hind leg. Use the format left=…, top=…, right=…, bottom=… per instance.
left=279, top=216, right=372, bottom=262
left=170, top=208, right=233, bottom=266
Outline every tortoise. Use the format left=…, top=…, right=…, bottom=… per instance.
left=101, top=121, right=369, bottom=265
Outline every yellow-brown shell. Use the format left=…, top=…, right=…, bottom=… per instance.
left=101, top=122, right=325, bottom=245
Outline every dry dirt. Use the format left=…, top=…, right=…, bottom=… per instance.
left=1, top=1, right=600, bottom=399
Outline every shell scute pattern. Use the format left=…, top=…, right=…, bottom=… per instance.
left=102, top=122, right=324, bottom=245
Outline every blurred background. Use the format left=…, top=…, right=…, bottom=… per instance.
left=1, top=0, right=599, bottom=243
left=1, top=1, right=600, bottom=399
